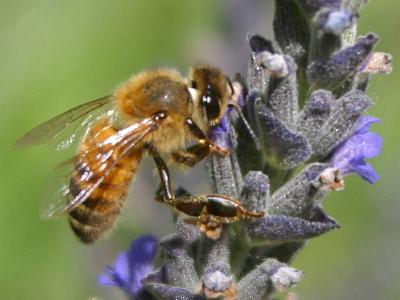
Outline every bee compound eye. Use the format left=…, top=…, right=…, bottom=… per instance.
left=204, top=97, right=221, bottom=123
left=201, top=85, right=221, bottom=123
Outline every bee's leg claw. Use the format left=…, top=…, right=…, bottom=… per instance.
left=197, top=208, right=224, bottom=240
left=209, top=143, right=229, bottom=156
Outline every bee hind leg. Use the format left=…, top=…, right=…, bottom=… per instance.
left=158, top=188, right=265, bottom=239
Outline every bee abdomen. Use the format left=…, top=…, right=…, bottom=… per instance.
left=67, top=148, right=142, bottom=243
left=68, top=199, right=122, bottom=243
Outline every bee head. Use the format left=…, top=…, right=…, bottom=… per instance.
left=189, top=65, right=232, bottom=127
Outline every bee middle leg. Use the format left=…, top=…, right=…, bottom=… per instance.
left=149, top=147, right=174, bottom=202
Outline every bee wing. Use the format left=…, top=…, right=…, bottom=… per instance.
left=40, top=158, right=76, bottom=219
left=15, top=95, right=113, bottom=150
left=41, top=116, right=159, bottom=219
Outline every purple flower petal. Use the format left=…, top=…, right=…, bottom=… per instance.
left=127, top=234, right=158, bottom=266
left=353, top=115, right=381, bottom=134
left=209, top=112, right=232, bottom=150
left=330, top=115, right=382, bottom=184
left=114, top=252, right=130, bottom=285
left=350, top=160, right=380, bottom=184
left=98, top=234, right=158, bottom=298
left=98, top=266, right=121, bottom=287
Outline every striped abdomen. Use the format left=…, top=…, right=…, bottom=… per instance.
left=68, top=118, right=143, bottom=243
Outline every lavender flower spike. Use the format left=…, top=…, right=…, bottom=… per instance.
left=330, top=115, right=382, bottom=184
left=99, top=234, right=158, bottom=300
left=93, top=1, right=390, bottom=298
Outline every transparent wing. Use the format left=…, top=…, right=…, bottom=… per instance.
left=41, top=116, right=159, bottom=219
left=40, top=158, right=75, bottom=219
left=15, top=95, right=113, bottom=150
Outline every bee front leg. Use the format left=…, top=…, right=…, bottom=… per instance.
left=185, top=118, right=230, bottom=157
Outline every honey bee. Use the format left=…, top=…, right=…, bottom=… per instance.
left=16, top=65, right=262, bottom=243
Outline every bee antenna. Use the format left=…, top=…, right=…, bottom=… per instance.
left=228, top=102, right=261, bottom=151
left=226, top=76, right=235, bottom=96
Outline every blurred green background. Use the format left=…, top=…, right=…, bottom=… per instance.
left=0, top=1, right=398, bottom=299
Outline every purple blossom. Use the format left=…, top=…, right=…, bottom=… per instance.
left=98, top=234, right=158, bottom=299
left=330, top=116, right=382, bottom=184
left=209, top=112, right=232, bottom=150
